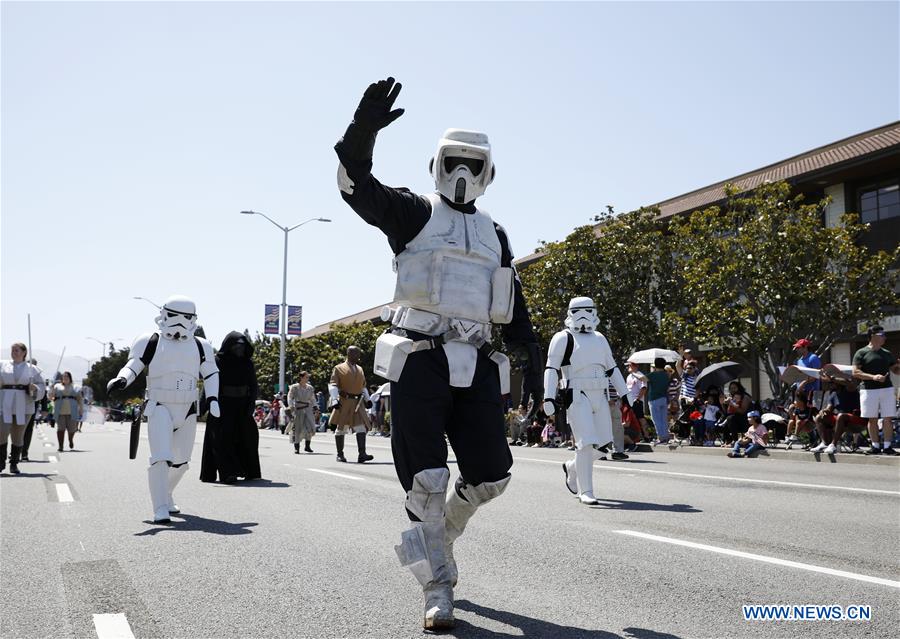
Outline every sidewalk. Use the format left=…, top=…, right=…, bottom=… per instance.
left=636, top=441, right=900, bottom=466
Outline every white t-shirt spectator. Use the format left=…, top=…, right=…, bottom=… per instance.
left=626, top=371, right=647, bottom=404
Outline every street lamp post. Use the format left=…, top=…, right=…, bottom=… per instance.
left=133, top=296, right=161, bottom=309
left=86, top=337, right=122, bottom=359
left=241, top=210, right=331, bottom=396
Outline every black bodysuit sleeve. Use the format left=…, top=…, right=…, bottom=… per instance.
left=494, top=223, right=539, bottom=349
left=335, top=123, right=431, bottom=254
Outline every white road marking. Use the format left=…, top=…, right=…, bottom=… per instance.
left=48, top=455, right=58, bottom=463
left=92, top=613, right=136, bottom=639
left=55, top=483, right=74, bottom=503
left=615, top=529, right=900, bottom=589
left=79, top=541, right=85, bottom=552
left=43, top=443, right=53, bottom=447
left=307, top=468, right=365, bottom=481
left=516, top=456, right=900, bottom=496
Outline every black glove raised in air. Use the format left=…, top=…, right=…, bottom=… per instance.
left=353, top=77, right=405, bottom=132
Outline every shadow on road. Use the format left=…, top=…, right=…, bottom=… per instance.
left=590, top=499, right=701, bottom=513
left=211, top=479, right=291, bottom=488
left=0, top=471, right=57, bottom=479
left=452, top=600, right=684, bottom=638
left=135, top=513, right=258, bottom=536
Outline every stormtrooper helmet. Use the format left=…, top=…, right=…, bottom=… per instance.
left=564, top=296, right=599, bottom=333
left=429, top=129, right=494, bottom=204
left=155, top=295, right=198, bottom=341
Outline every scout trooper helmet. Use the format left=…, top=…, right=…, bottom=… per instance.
left=155, top=295, right=198, bottom=341
left=564, top=296, right=599, bottom=333
left=429, top=129, right=495, bottom=204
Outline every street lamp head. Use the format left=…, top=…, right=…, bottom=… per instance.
left=240, top=210, right=256, bottom=215
left=318, top=218, right=332, bottom=223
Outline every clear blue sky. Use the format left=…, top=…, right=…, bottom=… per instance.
left=3, top=1, right=898, bottom=374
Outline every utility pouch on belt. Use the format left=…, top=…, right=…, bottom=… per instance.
left=490, top=267, right=515, bottom=324
left=374, top=332, right=415, bottom=382
left=492, top=352, right=511, bottom=395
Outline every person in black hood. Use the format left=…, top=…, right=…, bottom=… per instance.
left=200, top=331, right=261, bottom=483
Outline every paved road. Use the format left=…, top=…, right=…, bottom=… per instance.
left=2, top=418, right=898, bottom=639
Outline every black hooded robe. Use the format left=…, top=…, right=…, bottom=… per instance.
left=200, top=332, right=260, bottom=482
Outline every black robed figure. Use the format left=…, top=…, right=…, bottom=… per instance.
left=200, top=332, right=261, bottom=483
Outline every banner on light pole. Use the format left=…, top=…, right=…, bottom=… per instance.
left=264, top=304, right=279, bottom=335
left=287, top=306, right=303, bottom=336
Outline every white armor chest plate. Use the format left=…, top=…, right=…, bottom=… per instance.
left=563, top=332, right=616, bottom=382
left=393, top=193, right=501, bottom=324
left=147, top=337, right=200, bottom=395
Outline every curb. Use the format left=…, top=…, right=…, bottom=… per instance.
left=640, top=442, right=900, bottom=466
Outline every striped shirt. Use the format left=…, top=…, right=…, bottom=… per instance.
left=680, top=373, right=697, bottom=400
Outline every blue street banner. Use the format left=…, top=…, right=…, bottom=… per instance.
left=264, top=304, right=279, bottom=335
left=287, top=306, right=303, bottom=336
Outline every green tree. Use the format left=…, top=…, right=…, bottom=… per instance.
left=662, top=180, right=900, bottom=397
left=84, top=348, right=146, bottom=403
left=518, top=207, right=676, bottom=360
left=251, top=322, right=385, bottom=398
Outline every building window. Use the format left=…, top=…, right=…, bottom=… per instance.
left=859, top=180, right=900, bottom=223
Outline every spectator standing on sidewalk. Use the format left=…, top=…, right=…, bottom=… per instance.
left=646, top=358, right=671, bottom=444
left=852, top=325, right=900, bottom=455
left=676, top=354, right=700, bottom=408
left=625, top=360, right=650, bottom=441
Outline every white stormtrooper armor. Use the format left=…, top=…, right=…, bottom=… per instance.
left=377, top=191, right=514, bottom=392
left=108, top=295, right=219, bottom=523
left=429, top=129, right=495, bottom=205
left=543, top=297, right=628, bottom=505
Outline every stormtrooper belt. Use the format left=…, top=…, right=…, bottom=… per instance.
left=390, top=326, right=508, bottom=369
left=1, top=385, right=30, bottom=391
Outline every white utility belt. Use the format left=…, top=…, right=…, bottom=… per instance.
left=147, top=388, right=198, bottom=404
left=381, top=305, right=491, bottom=341
left=374, top=306, right=510, bottom=393
left=566, top=377, right=610, bottom=392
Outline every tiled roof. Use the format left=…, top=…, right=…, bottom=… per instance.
left=655, top=121, right=900, bottom=219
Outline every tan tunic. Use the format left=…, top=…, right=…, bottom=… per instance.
left=287, top=382, right=316, bottom=442
left=328, top=362, right=368, bottom=427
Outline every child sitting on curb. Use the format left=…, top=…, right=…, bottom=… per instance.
left=727, top=411, right=768, bottom=458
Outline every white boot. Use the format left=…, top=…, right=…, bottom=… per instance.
left=562, top=460, right=577, bottom=495
left=575, top=446, right=597, bottom=505
left=396, top=468, right=455, bottom=630
left=444, top=475, right=511, bottom=587
left=167, top=463, right=189, bottom=514
left=148, top=462, right=171, bottom=523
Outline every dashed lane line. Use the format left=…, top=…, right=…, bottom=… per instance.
left=56, top=483, right=75, bottom=503
left=516, top=456, right=900, bottom=496
left=615, top=529, right=900, bottom=589
left=307, top=468, right=366, bottom=482
left=92, top=613, right=136, bottom=639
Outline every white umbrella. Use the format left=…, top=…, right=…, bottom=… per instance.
left=627, top=348, right=682, bottom=365
left=376, top=382, right=391, bottom=397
